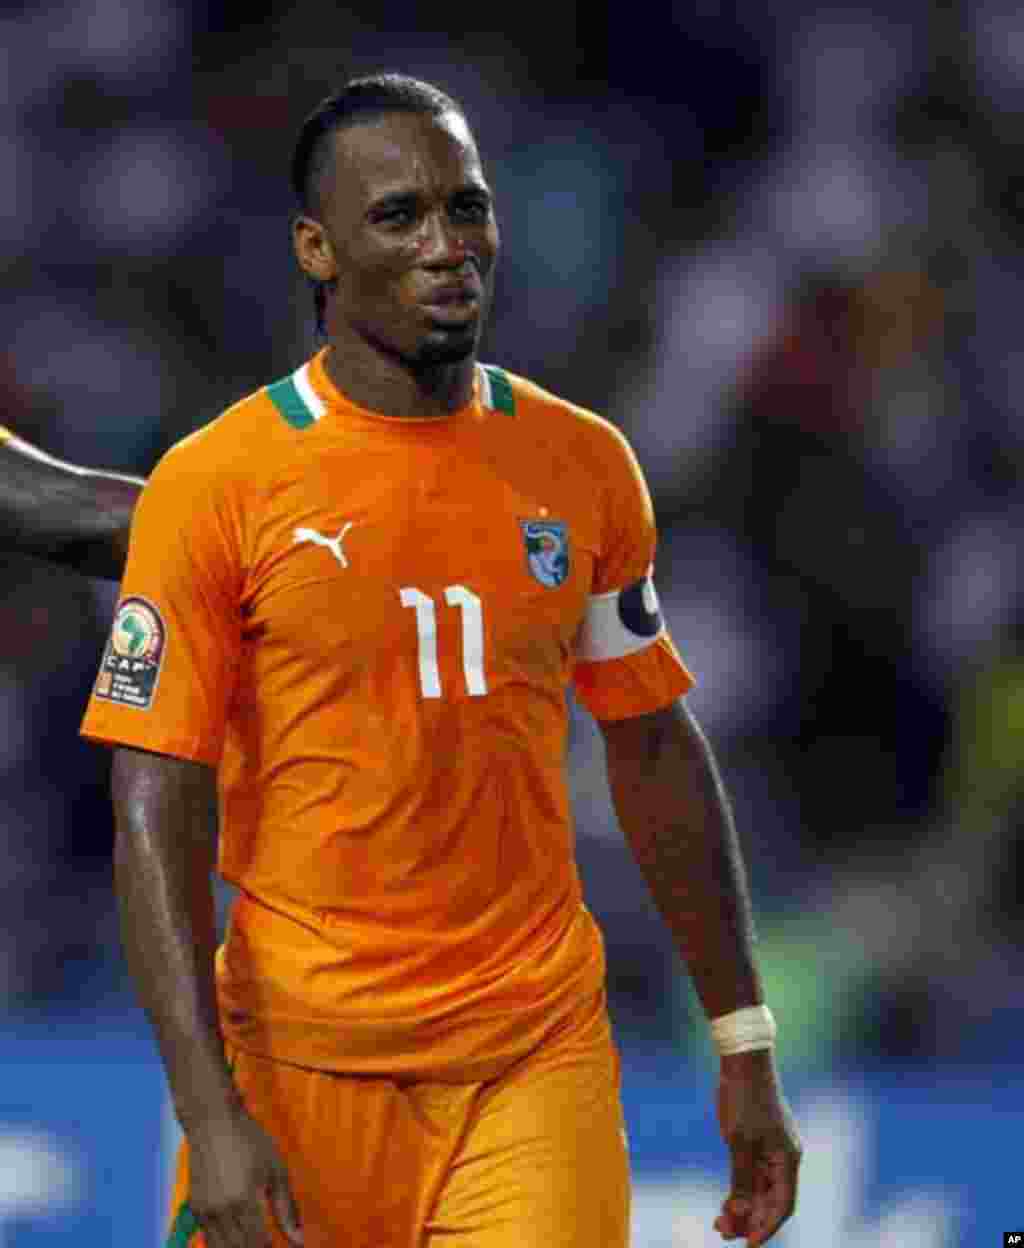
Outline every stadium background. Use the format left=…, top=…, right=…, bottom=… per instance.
left=1, top=1, right=1021, bottom=1243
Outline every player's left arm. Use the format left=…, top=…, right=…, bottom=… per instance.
left=600, top=698, right=802, bottom=1245
left=0, top=427, right=144, bottom=579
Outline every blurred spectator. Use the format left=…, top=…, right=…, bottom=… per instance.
left=1, top=0, right=1022, bottom=1077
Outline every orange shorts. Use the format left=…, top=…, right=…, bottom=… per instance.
left=166, top=988, right=630, bottom=1248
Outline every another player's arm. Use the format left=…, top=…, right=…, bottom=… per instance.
left=0, top=427, right=143, bottom=578
left=111, top=747, right=302, bottom=1248
left=599, top=699, right=801, bottom=1246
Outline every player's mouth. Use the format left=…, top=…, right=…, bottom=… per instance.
left=419, top=281, right=482, bottom=324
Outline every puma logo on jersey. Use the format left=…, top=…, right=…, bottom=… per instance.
left=293, top=522, right=354, bottom=567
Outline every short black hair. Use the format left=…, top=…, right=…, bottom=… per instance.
left=292, top=73, right=464, bottom=216
left=291, top=73, right=466, bottom=341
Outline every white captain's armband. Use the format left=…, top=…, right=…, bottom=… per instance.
left=577, top=568, right=665, bottom=662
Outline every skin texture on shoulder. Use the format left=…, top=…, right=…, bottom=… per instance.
left=0, top=427, right=143, bottom=579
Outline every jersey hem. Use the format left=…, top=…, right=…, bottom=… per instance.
left=217, top=960, right=606, bottom=1085
left=573, top=636, right=695, bottom=722
left=79, top=726, right=222, bottom=767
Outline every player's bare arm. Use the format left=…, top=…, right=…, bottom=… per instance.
left=600, top=698, right=802, bottom=1246
left=0, top=428, right=143, bottom=578
left=111, top=747, right=303, bottom=1248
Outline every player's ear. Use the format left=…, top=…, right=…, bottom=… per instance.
left=292, top=215, right=337, bottom=283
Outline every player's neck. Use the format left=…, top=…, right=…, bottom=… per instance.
left=321, top=339, right=476, bottom=421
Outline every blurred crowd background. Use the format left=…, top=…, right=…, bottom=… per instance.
left=2, top=1, right=1022, bottom=1243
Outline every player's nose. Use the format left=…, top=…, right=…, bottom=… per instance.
left=415, top=212, right=468, bottom=268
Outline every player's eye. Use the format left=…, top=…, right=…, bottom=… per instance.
left=450, top=196, right=489, bottom=224
left=372, top=201, right=418, bottom=227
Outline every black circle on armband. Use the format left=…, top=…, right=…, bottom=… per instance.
left=618, top=577, right=662, bottom=638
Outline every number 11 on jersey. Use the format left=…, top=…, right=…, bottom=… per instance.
left=399, top=585, right=488, bottom=699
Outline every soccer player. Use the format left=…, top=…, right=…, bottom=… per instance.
left=80, top=74, right=802, bottom=1248
left=0, top=425, right=142, bottom=578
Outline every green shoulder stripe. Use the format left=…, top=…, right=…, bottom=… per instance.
left=166, top=1201, right=200, bottom=1247
left=266, top=363, right=326, bottom=430
left=480, top=364, right=515, bottom=416
left=266, top=376, right=316, bottom=430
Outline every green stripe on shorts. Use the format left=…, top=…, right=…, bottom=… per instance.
left=166, top=1201, right=201, bottom=1247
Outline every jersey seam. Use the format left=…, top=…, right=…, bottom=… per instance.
left=80, top=728, right=222, bottom=766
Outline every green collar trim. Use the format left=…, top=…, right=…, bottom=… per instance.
left=479, top=364, right=515, bottom=415
left=269, top=361, right=514, bottom=424
left=165, top=1202, right=200, bottom=1247
left=266, top=362, right=327, bottom=429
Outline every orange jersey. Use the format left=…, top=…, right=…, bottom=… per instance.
left=81, top=350, right=693, bottom=1080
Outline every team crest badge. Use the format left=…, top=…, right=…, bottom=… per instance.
left=521, top=520, right=570, bottom=588
left=94, top=596, right=166, bottom=709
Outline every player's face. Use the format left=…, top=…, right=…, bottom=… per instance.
left=299, top=111, right=499, bottom=369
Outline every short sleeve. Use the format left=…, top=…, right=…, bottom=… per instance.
left=80, top=438, right=243, bottom=765
left=571, top=422, right=695, bottom=721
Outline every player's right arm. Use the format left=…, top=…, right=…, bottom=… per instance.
left=0, top=425, right=143, bottom=578
left=112, top=747, right=302, bottom=1248
left=80, top=429, right=302, bottom=1248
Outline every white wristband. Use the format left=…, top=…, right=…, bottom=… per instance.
left=710, top=1005, right=777, bottom=1056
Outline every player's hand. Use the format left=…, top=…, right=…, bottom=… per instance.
left=186, top=1104, right=304, bottom=1247
left=714, top=1049, right=801, bottom=1245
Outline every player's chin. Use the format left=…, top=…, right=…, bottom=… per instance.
left=414, top=323, right=479, bottom=366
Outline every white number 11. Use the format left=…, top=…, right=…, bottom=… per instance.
left=399, top=585, right=488, bottom=699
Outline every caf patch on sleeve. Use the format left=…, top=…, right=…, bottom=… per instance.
left=94, top=596, right=167, bottom=709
